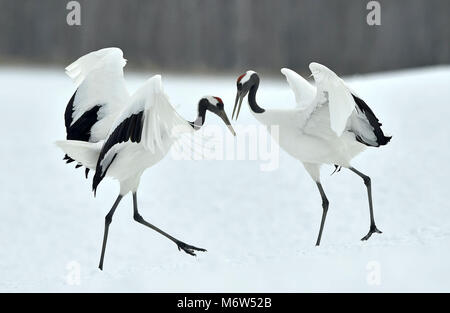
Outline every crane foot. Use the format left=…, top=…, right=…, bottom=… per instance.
left=176, top=241, right=207, bottom=256
left=361, top=225, right=382, bottom=241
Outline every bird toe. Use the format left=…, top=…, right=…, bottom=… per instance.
left=361, top=226, right=383, bottom=241
left=176, top=242, right=206, bottom=256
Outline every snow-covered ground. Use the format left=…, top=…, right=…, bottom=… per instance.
left=0, top=65, right=449, bottom=292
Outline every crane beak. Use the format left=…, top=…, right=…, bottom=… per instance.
left=232, top=93, right=239, bottom=120
left=217, top=109, right=236, bottom=136
left=232, top=90, right=246, bottom=120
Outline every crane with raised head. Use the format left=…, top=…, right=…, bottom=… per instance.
left=232, top=62, right=391, bottom=246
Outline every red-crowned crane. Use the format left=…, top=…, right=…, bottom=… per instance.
left=57, top=48, right=235, bottom=270
left=232, top=62, right=391, bottom=246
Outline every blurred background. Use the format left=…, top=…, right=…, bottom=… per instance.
left=0, top=0, right=448, bottom=74
left=1, top=0, right=450, bottom=292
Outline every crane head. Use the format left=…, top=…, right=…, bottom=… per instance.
left=233, top=70, right=258, bottom=120
left=200, top=96, right=236, bottom=136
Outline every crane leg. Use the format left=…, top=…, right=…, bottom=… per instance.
left=98, top=194, right=123, bottom=270
left=132, top=192, right=206, bottom=256
left=350, top=167, right=382, bottom=241
left=315, top=182, right=329, bottom=246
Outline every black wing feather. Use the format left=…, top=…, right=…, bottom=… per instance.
left=64, top=90, right=102, bottom=141
left=352, top=95, right=391, bottom=147
left=63, top=90, right=101, bottom=172
left=92, top=111, right=145, bottom=195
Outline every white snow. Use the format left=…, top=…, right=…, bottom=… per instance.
left=0, top=65, right=449, bottom=292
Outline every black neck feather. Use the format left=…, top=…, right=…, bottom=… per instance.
left=248, top=79, right=265, bottom=114
left=189, top=100, right=207, bottom=130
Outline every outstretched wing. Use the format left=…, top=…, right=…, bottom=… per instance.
left=138, top=76, right=192, bottom=153
left=309, top=62, right=391, bottom=146
left=64, top=47, right=129, bottom=144
left=92, top=75, right=191, bottom=194
left=309, top=62, right=356, bottom=137
left=280, top=68, right=316, bottom=108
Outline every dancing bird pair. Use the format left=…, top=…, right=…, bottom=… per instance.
left=56, top=48, right=391, bottom=270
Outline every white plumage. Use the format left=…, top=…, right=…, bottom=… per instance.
left=64, top=47, right=129, bottom=143
left=91, top=75, right=193, bottom=195
left=57, top=48, right=235, bottom=270
left=65, top=47, right=127, bottom=87
left=280, top=67, right=315, bottom=107
left=233, top=62, right=391, bottom=245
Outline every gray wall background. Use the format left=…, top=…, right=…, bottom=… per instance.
left=0, top=0, right=448, bottom=74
